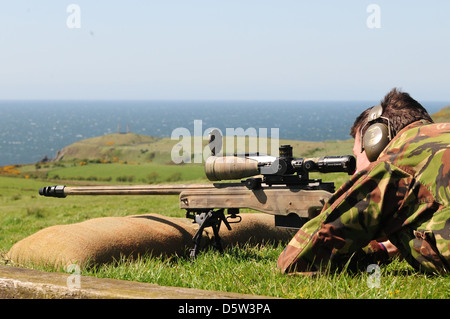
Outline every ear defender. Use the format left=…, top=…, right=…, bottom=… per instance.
left=360, top=104, right=392, bottom=162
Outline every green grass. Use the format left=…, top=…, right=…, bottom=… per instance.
left=47, top=132, right=356, bottom=164
left=1, top=170, right=449, bottom=299
left=432, top=105, right=450, bottom=123
left=0, top=176, right=185, bottom=251
left=46, top=162, right=207, bottom=184
left=32, top=245, right=450, bottom=299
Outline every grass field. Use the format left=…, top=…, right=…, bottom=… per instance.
left=1, top=131, right=449, bottom=299
left=46, top=162, right=206, bottom=184
left=1, top=171, right=449, bottom=299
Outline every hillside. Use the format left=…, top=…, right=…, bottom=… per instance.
left=48, top=104, right=450, bottom=165
left=432, top=105, right=450, bottom=123
left=53, top=133, right=173, bottom=164
left=51, top=133, right=355, bottom=165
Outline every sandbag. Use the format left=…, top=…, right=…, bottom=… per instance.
left=7, top=213, right=294, bottom=269
left=210, top=213, right=295, bottom=248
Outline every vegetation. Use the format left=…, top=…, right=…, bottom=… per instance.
left=1, top=108, right=449, bottom=299
left=431, top=105, right=450, bottom=123
left=1, top=174, right=449, bottom=299
left=82, top=249, right=448, bottom=299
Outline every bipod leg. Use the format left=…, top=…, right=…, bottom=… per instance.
left=189, top=211, right=210, bottom=259
left=211, top=211, right=231, bottom=253
left=187, top=209, right=231, bottom=259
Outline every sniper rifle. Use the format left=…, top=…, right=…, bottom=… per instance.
left=39, top=144, right=355, bottom=257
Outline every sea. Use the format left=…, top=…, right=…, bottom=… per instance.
left=0, top=100, right=447, bottom=166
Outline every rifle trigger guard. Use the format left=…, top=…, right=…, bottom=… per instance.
left=227, top=214, right=242, bottom=224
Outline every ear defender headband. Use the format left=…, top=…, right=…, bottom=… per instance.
left=360, top=104, right=392, bottom=162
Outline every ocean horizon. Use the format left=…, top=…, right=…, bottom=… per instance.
left=0, top=100, right=447, bottom=166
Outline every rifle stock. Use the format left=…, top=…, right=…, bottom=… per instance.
left=40, top=182, right=332, bottom=224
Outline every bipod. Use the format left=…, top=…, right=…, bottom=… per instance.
left=186, top=209, right=241, bottom=258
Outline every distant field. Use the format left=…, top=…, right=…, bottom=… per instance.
left=0, top=175, right=185, bottom=252
left=46, top=162, right=207, bottom=184
left=1, top=132, right=354, bottom=189
left=432, top=105, right=450, bottom=123
left=47, top=131, right=355, bottom=162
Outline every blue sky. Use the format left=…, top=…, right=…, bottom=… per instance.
left=0, top=1, right=449, bottom=101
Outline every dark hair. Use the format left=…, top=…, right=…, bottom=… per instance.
left=350, top=88, right=433, bottom=138
left=350, top=108, right=371, bottom=138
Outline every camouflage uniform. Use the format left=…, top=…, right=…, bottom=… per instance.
left=277, top=120, right=450, bottom=274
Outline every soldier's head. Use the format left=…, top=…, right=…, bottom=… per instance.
left=350, top=88, right=433, bottom=169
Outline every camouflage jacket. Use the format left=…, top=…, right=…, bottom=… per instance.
left=277, top=120, right=450, bottom=274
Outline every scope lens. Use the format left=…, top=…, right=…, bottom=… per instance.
left=318, top=156, right=356, bottom=174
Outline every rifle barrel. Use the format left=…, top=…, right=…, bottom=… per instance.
left=39, top=184, right=217, bottom=197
